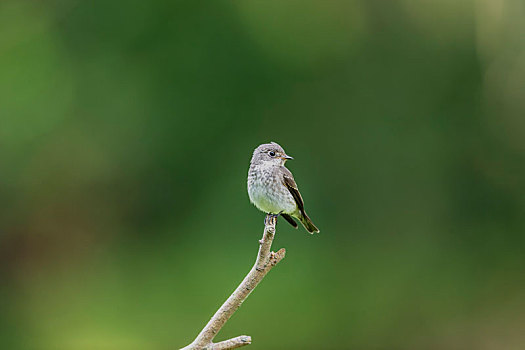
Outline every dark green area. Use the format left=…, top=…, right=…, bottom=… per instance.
left=1, top=1, right=524, bottom=349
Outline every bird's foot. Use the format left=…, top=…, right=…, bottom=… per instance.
left=264, top=213, right=279, bottom=226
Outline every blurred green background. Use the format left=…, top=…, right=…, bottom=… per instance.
left=1, top=0, right=525, bottom=349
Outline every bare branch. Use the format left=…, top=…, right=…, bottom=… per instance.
left=180, top=215, right=285, bottom=350
left=211, top=335, right=251, bottom=350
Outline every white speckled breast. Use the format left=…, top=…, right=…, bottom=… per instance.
left=247, top=163, right=297, bottom=215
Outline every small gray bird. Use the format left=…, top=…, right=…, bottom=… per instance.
left=247, top=142, right=319, bottom=234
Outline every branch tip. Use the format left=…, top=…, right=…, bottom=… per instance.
left=211, top=335, right=252, bottom=350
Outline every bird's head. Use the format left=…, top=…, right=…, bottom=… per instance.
left=251, top=142, right=293, bottom=167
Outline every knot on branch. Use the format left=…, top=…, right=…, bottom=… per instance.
left=269, top=248, right=286, bottom=267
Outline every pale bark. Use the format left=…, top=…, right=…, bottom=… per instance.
left=180, top=215, right=285, bottom=350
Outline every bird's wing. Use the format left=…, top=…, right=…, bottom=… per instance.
left=280, top=166, right=305, bottom=216
left=281, top=213, right=298, bottom=228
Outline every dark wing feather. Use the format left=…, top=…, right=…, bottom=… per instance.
left=280, top=167, right=306, bottom=216
left=281, top=213, right=298, bottom=228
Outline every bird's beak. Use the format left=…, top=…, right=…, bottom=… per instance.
left=283, top=154, right=294, bottom=160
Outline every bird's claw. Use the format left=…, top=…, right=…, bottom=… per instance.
left=264, top=213, right=279, bottom=226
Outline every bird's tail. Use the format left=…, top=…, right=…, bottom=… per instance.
left=299, top=212, right=319, bottom=234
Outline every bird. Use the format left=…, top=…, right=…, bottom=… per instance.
left=247, top=142, right=319, bottom=234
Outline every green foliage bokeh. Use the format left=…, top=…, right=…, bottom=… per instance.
left=1, top=1, right=524, bottom=349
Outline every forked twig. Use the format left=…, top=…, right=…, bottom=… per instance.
left=180, top=215, right=285, bottom=350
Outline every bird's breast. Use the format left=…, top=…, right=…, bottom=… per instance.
left=247, top=167, right=296, bottom=214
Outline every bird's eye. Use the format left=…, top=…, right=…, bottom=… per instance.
left=268, top=151, right=276, bottom=157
